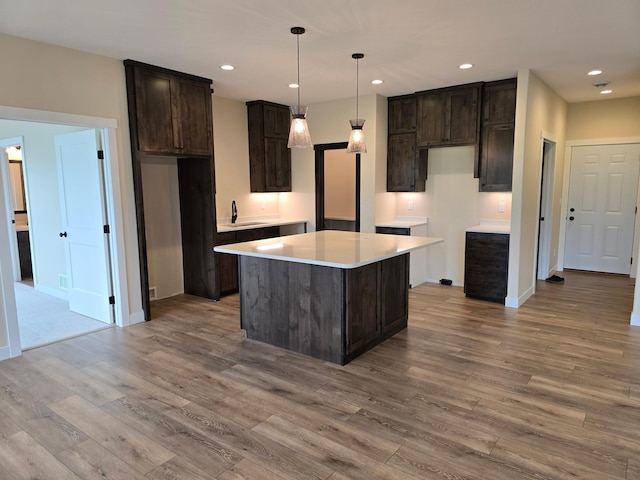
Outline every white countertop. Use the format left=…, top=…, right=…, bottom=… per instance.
left=217, top=218, right=307, bottom=233
left=466, top=224, right=510, bottom=234
left=375, top=217, right=428, bottom=228
left=214, top=230, right=443, bottom=269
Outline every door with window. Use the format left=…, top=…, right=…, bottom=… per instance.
left=564, top=144, right=640, bottom=274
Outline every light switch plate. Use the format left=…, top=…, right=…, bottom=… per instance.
left=408, top=201, right=414, bottom=211
left=498, top=201, right=505, bottom=213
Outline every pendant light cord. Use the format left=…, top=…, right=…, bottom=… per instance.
left=355, top=56, right=359, bottom=120
left=296, top=33, right=301, bottom=109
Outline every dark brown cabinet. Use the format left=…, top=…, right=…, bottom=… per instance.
left=464, top=232, right=509, bottom=303
left=388, top=95, right=417, bottom=134
left=387, top=133, right=427, bottom=192
left=416, top=84, right=481, bottom=147
left=247, top=100, right=292, bottom=192
left=124, top=60, right=217, bottom=320
left=126, top=62, right=213, bottom=156
left=216, top=226, right=282, bottom=295
left=17, top=230, right=32, bottom=279
left=479, top=78, right=517, bottom=192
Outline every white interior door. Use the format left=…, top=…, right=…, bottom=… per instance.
left=55, top=130, right=112, bottom=323
left=564, top=144, right=640, bottom=274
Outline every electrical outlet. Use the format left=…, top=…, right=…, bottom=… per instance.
left=498, top=201, right=505, bottom=213
left=408, top=200, right=414, bottom=211
left=260, top=200, right=266, bottom=210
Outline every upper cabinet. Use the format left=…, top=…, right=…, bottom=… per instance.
left=124, top=60, right=213, bottom=156
left=416, top=84, right=481, bottom=147
left=479, top=78, right=517, bottom=192
left=247, top=100, right=292, bottom=192
left=387, top=95, right=426, bottom=192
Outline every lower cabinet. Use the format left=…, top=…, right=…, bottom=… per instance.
left=464, top=232, right=509, bottom=303
left=215, top=226, right=282, bottom=295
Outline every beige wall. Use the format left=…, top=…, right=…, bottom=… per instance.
left=280, top=94, right=381, bottom=232
left=508, top=70, right=567, bottom=306
left=0, top=34, right=142, bottom=337
left=566, top=97, right=640, bottom=140
left=324, top=149, right=356, bottom=220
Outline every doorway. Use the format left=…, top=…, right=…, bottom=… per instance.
left=564, top=143, right=640, bottom=274
left=536, top=139, right=556, bottom=280
left=315, top=142, right=361, bottom=231
left=0, top=106, right=130, bottom=359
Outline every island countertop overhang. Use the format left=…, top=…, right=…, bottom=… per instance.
left=214, top=230, right=443, bottom=269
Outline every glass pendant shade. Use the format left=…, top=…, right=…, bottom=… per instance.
left=288, top=105, right=312, bottom=149
left=347, top=119, right=367, bottom=153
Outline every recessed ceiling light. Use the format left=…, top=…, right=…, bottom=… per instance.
left=288, top=83, right=299, bottom=89
left=371, top=79, right=383, bottom=85
left=588, top=69, right=602, bottom=76
left=220, top=65, right=234, bottom=71
left=600, top=89, right=613, bottom=95
left=459, top=63, right=473, bottom=70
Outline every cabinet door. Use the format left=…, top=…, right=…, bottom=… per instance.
left=480, top=124, right=514, bottom=192
left=387, top=134, right=427, bottom=192
left=346, top=263, right=380, bottom=354
left=447, top=87, right=479, bottom=145
left=380, top=255, right=409, bottom=334
left=483, top=81, right=517, bottom=124
left=416, top=93, right=446, bottom=146
left=464, top=232, right=509, bottom=302
left=264, top=138, right=291, bottom=192
left=176, top=79, right=213, bottom=156
left=263, top=104, right=290, bottom=139
left=388, top=96, right=417, bottom=134
left=134, top=69, right=178, bottom=154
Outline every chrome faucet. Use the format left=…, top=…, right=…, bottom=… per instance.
left=231, top=200, right=238, bottom=224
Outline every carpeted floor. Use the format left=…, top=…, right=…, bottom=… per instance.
left=14, top=281, right=112, bottom=349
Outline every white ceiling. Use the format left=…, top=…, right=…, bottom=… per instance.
left=1, top=0, right=639, bottom=105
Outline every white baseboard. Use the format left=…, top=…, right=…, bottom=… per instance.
left=128, top=310, right=145, bottom=326
left=0, top=345, right=12, bottom=361
left=631, top=311, right=640, bottom=326
left=505, top=285, right=534, bottom=309
left=35, top=284, right=68, bottom=301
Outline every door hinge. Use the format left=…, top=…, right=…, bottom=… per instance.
left=636, top=206, right=637, bottom=215
left=109, top=295, right=115, bottom=305
left=103, top=224, right=110, bottom=234
left=97, top=150, right=104, bottom=160
left=631, top=257, right=633, bottom=265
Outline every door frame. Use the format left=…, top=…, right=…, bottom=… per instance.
left=536, top=138, right=556, bottom=280
left=0, top=136, right=26, bottom=282
left=314, top=142, right=361, bottom=232
left=0, top=106, right=131, bottom=359
left=559, top=137, right=640, bottom=277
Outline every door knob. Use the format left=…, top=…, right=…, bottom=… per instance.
left=59, top=232, right=67, bottom=237
left=569, top=216, right=575, bottom=221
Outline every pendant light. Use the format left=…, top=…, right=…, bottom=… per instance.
left=287, top=26, right=312, bottom=149
left=347, top=53, right=366, bottom=153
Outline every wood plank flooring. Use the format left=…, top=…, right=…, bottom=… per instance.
left=1, top=270, right=640, bottom=479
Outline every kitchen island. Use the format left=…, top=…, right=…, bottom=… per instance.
left=214, top=230, right=443, bottom=364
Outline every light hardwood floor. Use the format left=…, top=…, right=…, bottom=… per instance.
left=1, top=270, right=639, bottom=479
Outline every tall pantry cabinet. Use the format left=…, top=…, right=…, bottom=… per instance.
left=124, top=60, right=218, bottom=321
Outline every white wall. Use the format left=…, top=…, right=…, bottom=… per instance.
left=140, top=157, right=184, bottom=300
left=0, top=121, right=86, bottom=298
left=508, top=70, right=567, bottom=307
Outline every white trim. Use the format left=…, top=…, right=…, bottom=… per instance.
left=0, top=106, right=117, bottom=129
left=35, top=284, right=68, bottom=301
left=505, top=284, right=534, bottom=308
left=129, top=310, right=145, bottom=325
left=631, top=311, right=640, bottom=326
left=0, top=105, right=131, bottom=358
left=0, top=345, right=11, bottom=361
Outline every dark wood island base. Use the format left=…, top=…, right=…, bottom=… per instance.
left=239, top=253, right=410, bottom=365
